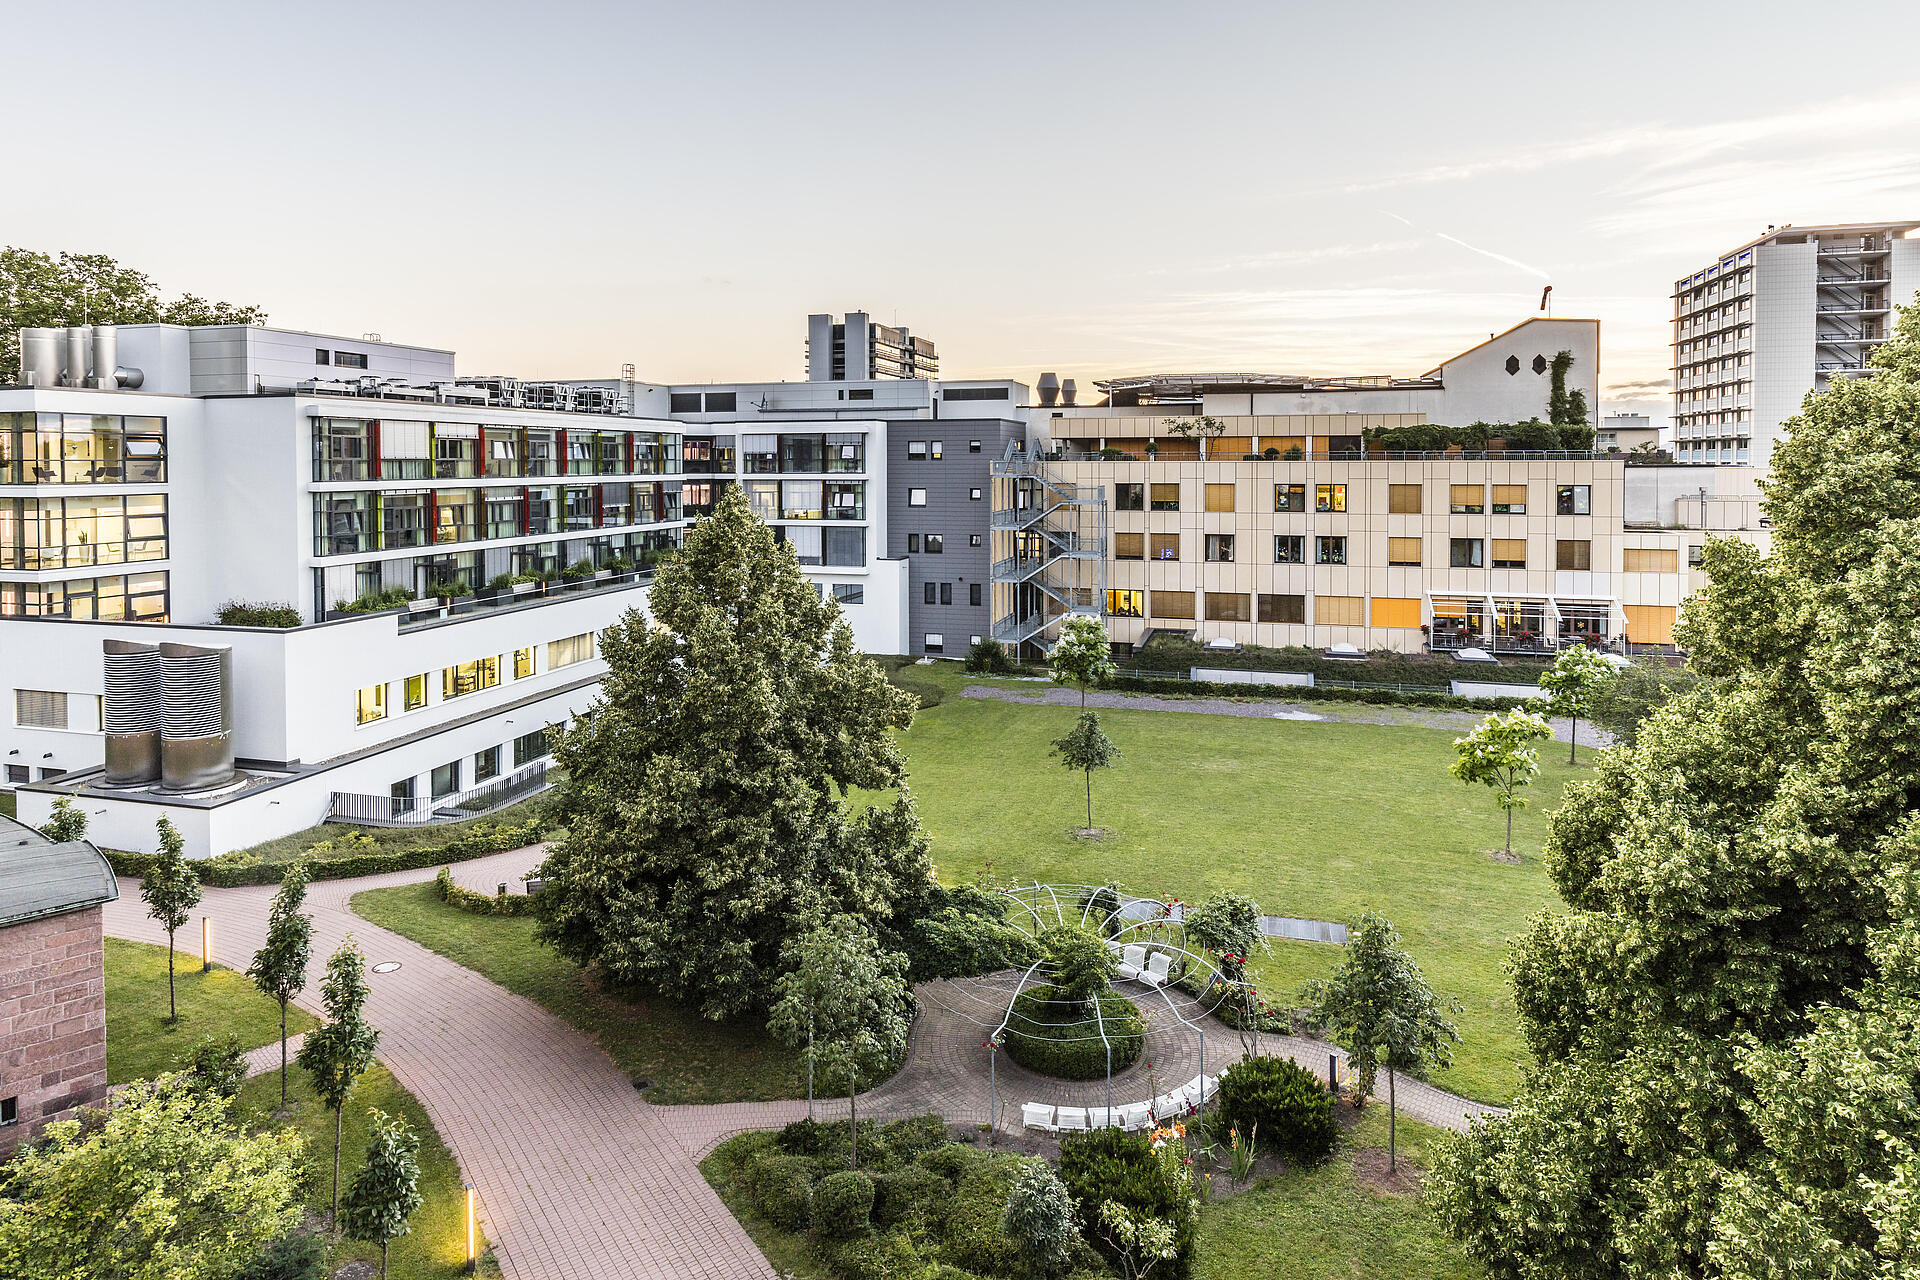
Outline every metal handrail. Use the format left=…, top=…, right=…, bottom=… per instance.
left=329, top=760, right=552, bottom=827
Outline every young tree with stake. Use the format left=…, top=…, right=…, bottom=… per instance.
left=298, top=937, right=381, bottom=1232
left=1302, top=910, right=1461, bottom=1170
left=1052, top=710, right=1121, bottom=834
left=247, top=859, right=314, bottom=1109
left=139, top=815, right=202, bottom=1024
left=1535, top=645, right=1615, bottom=765
left=767, top=915, right=913, bottom=1168
left=1449, top=708, right=1553, bottom=858
left=340, top=1109, right=423, bottom=1280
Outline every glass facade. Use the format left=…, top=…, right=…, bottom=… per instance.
left=0, top=413, right=167, bottom=485
left=312, top=419, right=679, bottom=483
left=0, top=494, right=167, bottom=568
left=313, top=483, right=680, bottom=557
left=0, top=571, right=168, bottom=620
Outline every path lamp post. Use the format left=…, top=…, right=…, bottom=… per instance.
left=201, top=915, right=212, bottom=973
left=464, top=1183, right=476, bottom=1273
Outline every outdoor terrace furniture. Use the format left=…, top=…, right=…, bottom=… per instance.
left=1119, top=1101, right=1154, bottom=1131
left=1022, top=1102, right=1057, bottom=1132
left=1186, top=1073, right=1219, bottom=1103
left=1138, top=952, right=1173, bottom=988
left=1085, top=1106, right=1123, bottom=1130
left=1151, top=1092, right=1186, bottom=1121
left=1116, top=944, right=1147, bottom=981
left=1055, top=1106, right=1089, bottom=1133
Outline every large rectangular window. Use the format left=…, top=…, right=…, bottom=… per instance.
left=513, top=648, right=535, bottom=679
left=513, top=728, right=550, bottom=767
left=1491, top=484, right=1528, bottom=514
left=3, top=412, right=166, bottom=485
left=0, top=570, right=169, bottom=621
left=1205, top=534, right=1235, bottom=562
left=378, top=420, right=431, bottom=481
left=404, top=674, right=428, bottom=711
left=1274, top=535, right=1306, bottom=564
left=548, top=633, right=594, bottom=669
left=14, top=690, right=67, bottom=729
left=1556, top=539, right=1592, bottom=570
left=1450, top=538, right=1484, bottom=568
left=825, top=482, right=863, bottom=519
left=780, top=435, right=827, bottom=473
left=833, top=583, right=864, bottom=605
left=1116, top=483, right=1144, bottom=511
left=1204, top=483, right=1235, bottom=513
left=2, top=494, right=170, bottom=569
left=1315, top=484, right=1346, bottom=513
left=823, top=527, right=866, bottom=567
left=1450, top=484, right=1484, bottom=514
left=356, top=684, right=387, bottom=725
left=1316, top=535, right=1347, bottom=565
left=1205, top=592, right=1251, bottom=622
left=434, top=490, right=477, bottom=543
left=314, top=417, right=371, bottom=481
left=1150, top=532, right=1180, bottom=561
left=475, top=745, right=501, bottom=783
left=431, top=760, right=461, bottom=800
left=441, top=656, right=501, bottom=700
left=1149, top=483, right=1180, bottom=511
left=1150, top=590, right=1195, bottom=620
left=434, top=426, right=478, bottom=479
left=1106, top=589, right=1144, bottom=618
left=1274, top=484, right=1306, bottom=513
left=780, top=481, right=824, bottom=520
left=1371, top=597, right=1422, bottom=628
left=1387, top=484, right=1422, bottom=514
left=1114, top=532, right=1145, bottom=560
left=1258, top=593, right=1305, bottom=624
left=826, top=434, right=865, bottom=472
left=1623, top=547, right=1678, bottom=573
left=1315, top=595, right=1364, bottom=626
left=1556, top=485, right=1592, bottom=516
left=1387, top=536, right=1422, bottom=566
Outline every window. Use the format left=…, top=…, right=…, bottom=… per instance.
left=908, top=487, right=927, bottom=507
left=944, top=388, right=1010, bottom=402
left=704, top=391, right=736, bottom=413
left=1115, top=532, right=1144, bottom=560
left=833, top=583, right=864, bottom=604
left=475, top=745, right=501, bottom=783
left=969, top=583, right=982, bottom=606
left=969, top=487, right=982, bottom=501
left=1116, top=483, right=1144, bottom=511
left=1150, top=483, right=1180, bottom=511
left=315, top=348, right=331, bottom=365
left=1205, top=592, right=1252, bottom=622
left=824, top=527, right=865, bottom=566
left=936, top=582, right=951, bottom=606
left=907, top=534, right=919, bottom=553
left=1387, top=536, right=1422, bottom=566
left=548, top=633, right=593, bottom=669
left=1624, top=604, right=1677, bottom=645
left=1275, top=535, right=1306, bottom=563
left=5, top=764, right=27, bottom=784
left=431, top=760, right=461, bottom=800
left=1687, top=544, right=1706, bottom=567
left=1258, top=593, right=1305, bottom=624
left=1150, top=532, right=1180, bottom=561
left=1388, top=484, right=1422, bottom=514
left=924, top=534, right=944, bottom=553
left=38, top=768, right=62, bottom=781
left=513, top=647, right=535, bottom=679
left=1556, top=485, right=1591, bottom=516
left=930, top=441, right=943, bottom=460
left=1492, top=539, right=1527, bottom=569
left=1450, top=484, right=1484, bottom=514
left=1316, top=535, right=1347, bottom=565
left=441, top=656, right=501, bottom=699
left=1624, top=547, right=1679, bottom=573
left=1371, top=597, right=1422, bottom=628
left=969, top=440, right=983, bottom=452
left=388, top=777, right=416, bottom=817
left=1204, top=483, right=1235, bottom=512
left=334, top=350, right=369, bottom=370
left=1315, top=484, right=1346, bottom=513
left=1107, top=589, right=1145, bottom=617
left=967, top=533, right=982, bottom=548
left=1150, top=590, right=1195, bottom=620
left=14, top=690, right=67, bottom=729
left=1556, top=539, right=1592, bottom=570
left=1316, top=595, right=1365, bottom=626
left=908, top=441, right=927, bottom=459
left=1274, top=484, right=1306, bottom=513
left=1491, top=484, right=1528, bottom=514
left=923, top=582, right=937, bottom=605
left=1205, top=534, right=1235, bottom=562
left=355, top=684, right=387, bottom=726
left=846, top=388, right=873, bottom=401
left=924, top=633, right=944, bottom=653
left=669, top=392, right=702, bottom=413
left=0, top=1095, right=16, bottom=1126
left=1450, top=538, right=1484, bottom=568
left=513, top=728, right=549, bottom=767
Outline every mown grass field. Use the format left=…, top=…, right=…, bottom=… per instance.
left=104, top=937, right=318, bottom=1085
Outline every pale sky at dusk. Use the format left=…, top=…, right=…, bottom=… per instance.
left=12, top=0, right=1920, bottom=425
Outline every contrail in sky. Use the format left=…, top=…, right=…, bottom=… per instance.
left=1380, top=210, right=1552, bottom=280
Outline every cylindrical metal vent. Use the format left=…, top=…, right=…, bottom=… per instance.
left=19, top=328, right=62, bottom=387
left=1036, top=372, right=1060, bottom=407
left=159, top=642, right=234, bottom=792
left=1060, top=378, right=1078, bottom=407
left=89, top=326, right=117, bottom=389
left=102, top=640, right=163, bottom=785
left=62, top=326, right=90, bottom=387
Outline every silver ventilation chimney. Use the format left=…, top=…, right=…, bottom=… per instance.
left=89, top=326, right=117, bottom=388
left=1060, top=378, right=1078, bottom=407
left=1036, top=372, right=1060, bottom=407
left=61, top=326, right=90, bottom=386
left=18, top=328, right=61, bottom=386
left=102, top=640, right=163, bottom=785
left=159, top=642, right=234, bottom=791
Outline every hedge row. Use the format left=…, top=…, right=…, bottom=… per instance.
left=1001, top=988, right=1146, bottom=1080
left=1107, top=673, right=1535, bottom=713
left=433, top=865, right=540, bottom=916
left=104, top=810, right=556, bottom=887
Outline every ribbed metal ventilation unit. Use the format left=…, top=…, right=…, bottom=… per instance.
left=102, top=640, right=163, bottom=785
left=159, top=642, right=234, bottom=792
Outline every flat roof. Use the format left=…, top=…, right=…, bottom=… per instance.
left=0, top=815, right=118, bottom=928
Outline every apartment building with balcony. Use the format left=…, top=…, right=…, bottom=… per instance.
left=1670, top=221, right=1920, bottom=467
left=805, top=312, right=939, bottom=381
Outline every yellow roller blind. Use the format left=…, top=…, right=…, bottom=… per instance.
left=1387, top=536, right=1422, bottom=565
left=1624, top=604, right=1676, bottom=644
left=1114, top=532, right=1144, bottom=560
left=1450, top=483, right=1484, bottom=512
left=1205, top=592, right=1251, bottom=622
left=1205, top=483, right=1236, bottom=512
left=1316, top=595, right=1364, bottom=626
left=1491, top=484, right=1528, bottom=511
left=1150, top=590, right=1195, bottom=620
left=1150, top=482, right=1181, bottom=507
left=1150, top=532, right=1180, bottom=561
left=1623, top=547, right=1679, bottom=573
left=1370, top=596, right=1421, bottom=628
left=1388, top=483, right=1422, bottom=514
left=1492, top=538, right=1527, bottom=566
left=1209, top=437, right=1252, bottom=459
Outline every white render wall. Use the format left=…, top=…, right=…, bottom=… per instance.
left=1751, top=244, right=1819, bottom=468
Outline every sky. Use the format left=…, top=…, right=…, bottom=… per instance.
left=11, top=0, right=1920, bottom=427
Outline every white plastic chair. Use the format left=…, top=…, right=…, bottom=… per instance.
left=1151, top=1092, right=1185, bottom=1121
left=1022, top=1102, right=1056, bottom=1131
left=1117, top=944, right=1147, bottom=981
left=1056, top=1106, right=1089, bottom=1133
left=1086, top=1106, right=1122, bottom=1129
left=1119, top=1101, right=1153, bottom=1131
left=1138, top=952, right=1172, bottom=988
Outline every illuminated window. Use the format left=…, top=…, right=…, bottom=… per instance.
left=441, top=657, right=501, bottom=700
left=1314, top=484, right=1346, bottom=513
left=1274, top=484, right=1306, bottom=512
left=356, top=683, right=387, bottom=725
left=548, top=633, right=594, bottom=669
left=513, top=647, right=535, bottom=679
left=404, top=674, right=427, bottom=711
left=1106, top=589, right=1144, bottom=618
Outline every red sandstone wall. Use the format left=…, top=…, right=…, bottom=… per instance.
left=0, top=904, right=107, bottom=1157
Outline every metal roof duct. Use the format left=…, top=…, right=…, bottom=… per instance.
left=159, top=642, right=234, bottom=792
left=102, top=640, right=163, bottom=786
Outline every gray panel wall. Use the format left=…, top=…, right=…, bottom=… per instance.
left=887, top=415, right=1023, bottom=656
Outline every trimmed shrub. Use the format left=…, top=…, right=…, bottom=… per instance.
left=877, top=1114, right=949, bottom=1163
left=742, top=1150, right=814, bottom=1231
left=433, top=866, right=539, bottom=917
left=1107, top=672, right=1535, bottom=712
left=811, top=1170, right=876, bottom=1238
left=1215, top=1054, right=1339, bottom=1165
left=215, top=600, right=301, bottom=628
left=872, top=1164, right=950, bottom=1231
left=963, top=639, right=1016, bottom=675
left=1058, top=1128, right=1196, bottom=1278
left=817, top=1231, right=924, bottom=1280
left=236, top=1230, right=326, bottom=1280
left=942, top=1166, right=1020, bottom=1276
left=1004, top=1158, right=1081, bottom=1278
left=333, top=585, right=414, bottom=614
left=917, top=1141, right=990, bottom=1185
left=1002, top=987, right=1144, bottom=1080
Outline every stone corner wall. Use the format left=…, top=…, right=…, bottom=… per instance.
left=0, top=903, right=108, bottom=1158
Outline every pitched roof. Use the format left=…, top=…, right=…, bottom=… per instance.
left=0, top=815, right=118, bottom=928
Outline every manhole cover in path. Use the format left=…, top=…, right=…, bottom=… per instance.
left=371, top=962, right=401, bottom=974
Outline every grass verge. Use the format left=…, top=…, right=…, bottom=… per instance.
left=105, top=937, right=318, bottom=1085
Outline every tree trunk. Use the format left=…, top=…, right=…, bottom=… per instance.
left=381, top=1239, right=389, bottom=1280
left=1085, top=769, right=1094, bottom=831
left=1388, top=1066, right=1398, bottom=1172
left=332, top=1106, right=343, bottom=1233
left=1569, top=715, right=1579, bottom=766
left=1505, top=805, right=1514, bottom=856
left=279, top=1001, right=289, bottom=1108
left=167, top=932, right=178, bottom=1023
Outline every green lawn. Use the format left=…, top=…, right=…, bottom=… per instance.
left=1, top=789, right=15, bottom=820
left=350, top=880, right=817, bottom=1104
left=878, top=666, right=1576, bottom=1104
left=235, top=1063, right=498, bottom=1279
left=105, top=937, right=318, bottom=1085
left=1196, top=1106, right=1481, bottom=1280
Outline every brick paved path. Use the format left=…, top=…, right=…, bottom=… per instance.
left=105, top=846, right=1502, bottom=1277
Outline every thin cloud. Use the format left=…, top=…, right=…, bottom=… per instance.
left=1434, top=232, right=1552, bottom=281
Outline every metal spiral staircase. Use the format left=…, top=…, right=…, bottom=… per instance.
left=987, top=447, right=1107, bottom=656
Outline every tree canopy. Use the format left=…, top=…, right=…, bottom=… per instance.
left=1535, top=645, right=1615, bottom=764
left=140, top=815, right=202, bottom=1024
left=339, top=1110, right=423, bottom=1280
left=1428, top=298, right=1920, bottom=1279
left=1052, top=709, right=1121, bottom=832
left=1, top=247, right=265, bottom=380
left=248, top=860, right=314, bottom=1107
left=536, top=485, right=928, bottom=1021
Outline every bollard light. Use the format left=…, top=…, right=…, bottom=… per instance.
left=465, top=1183, right=476, bottom=1273
left=202, top=916, right=212, bottom=973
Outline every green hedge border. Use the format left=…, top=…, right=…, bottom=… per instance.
left=1002, top=988, right=1145, bottom=1080
left=433, top=865, right=540, bottom=916
left=1107, top=673, right=1536, bottom=713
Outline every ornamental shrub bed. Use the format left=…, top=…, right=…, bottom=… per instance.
left=432, top=865, right=539, bottom=917
left=1214, top=1055, right=1340, bottom=1166
left=1057, top=1127, right=1198, bottom=1279
left=1107, top=673, right=1535, bottom=713
left=1001, top=988, right=1145, bottom=1080
left=1130, top=634, right=1553, bottom=686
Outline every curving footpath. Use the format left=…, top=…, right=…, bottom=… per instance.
left=104, top=845, right=1501, bottom=1279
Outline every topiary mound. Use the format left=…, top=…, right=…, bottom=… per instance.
left=1214, top=1054, right=1339, bottom=1165
left=1001, top=987, right=1145, bottom=1080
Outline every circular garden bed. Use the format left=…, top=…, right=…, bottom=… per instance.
left=1002, top=987, right=1145, bottom=1080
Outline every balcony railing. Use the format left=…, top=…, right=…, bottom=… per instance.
left=329, top=760, right=553, bottom=828
left=375, top=569, right=655, bottom=630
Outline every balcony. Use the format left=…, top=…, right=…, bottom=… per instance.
left=334, top=568, right=658, bottom=631
left=329, top=760, right=554, bottom=827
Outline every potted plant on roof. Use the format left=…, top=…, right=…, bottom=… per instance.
left=1144, top=439, right=1159, bottom=461
left=479, top=573, right=512, bottom=602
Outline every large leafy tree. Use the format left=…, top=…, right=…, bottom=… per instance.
left=766, top=915, right=914, bottom=1167
left=1428, top=298, right=1920, bottom=1279
left=297, top=938, right=380, bottom=1233
left=0, top=246, right=265, bottom=380
left=247, top=859, right=314, bottom=1108
left=339, top=1110, right=424, bottom=1280
left=535, top=486, right=927, bottom=1020
left=139, top=815, right=202, bottom=1024
left=0, top=1074, right=303, bottom=1280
